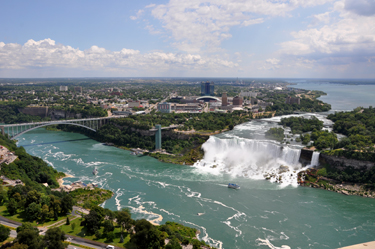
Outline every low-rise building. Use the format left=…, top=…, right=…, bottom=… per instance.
left=59, top=86, right=68, bottom=91
left=158, top=102, right=172, bottom=113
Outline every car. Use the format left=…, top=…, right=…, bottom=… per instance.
left=106, top=246, right=115, bottom=249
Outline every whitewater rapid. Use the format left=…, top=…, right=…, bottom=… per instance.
left=194, top=115, right=324, bottom=186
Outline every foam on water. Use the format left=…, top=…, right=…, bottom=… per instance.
left=194, top=136, right=303, bottom=186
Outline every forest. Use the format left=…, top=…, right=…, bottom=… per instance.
left=279, top=116, right=323, bottom=134
left=111, top=111, right=252, bottom=132
left=328, top=107, right=375, bottom=152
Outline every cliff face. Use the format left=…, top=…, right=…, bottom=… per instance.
left=299, top=148, right=313, bottom=166
left=19, top=107, right=83, bottom=120
left=319, top=153, right=374, bottom=171
left=19, top=107, right=49, bottom=117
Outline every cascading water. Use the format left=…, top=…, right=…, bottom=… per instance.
left=194, top=136, right=303, bottom=186
left=309, top=151, right=320, bottom=167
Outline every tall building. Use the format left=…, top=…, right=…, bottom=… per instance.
left=200, top=81, right=214, bottom=96
left=233, top=96, right=243, bottom=106
left=285, top=97, right=300, bottom=105
left=74, top=86, right=82, bottom=94
left=222, top=92, right=228, bottom=106
left=155, top=125, right=161, bottom=150
left=157, top=102, right=171, bottom=113
left=59, top=86, right=68, bottom=91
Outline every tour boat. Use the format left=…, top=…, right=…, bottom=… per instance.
left=93, top=168, right=98, bottom=175
left=228, top=183, right=240, bottom=189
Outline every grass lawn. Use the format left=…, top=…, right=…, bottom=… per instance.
left=60, top=218, right=131, bottom=248
left=0, top=205, right=73, bottom=227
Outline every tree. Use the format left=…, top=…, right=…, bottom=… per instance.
left=71, top=223, right=76, bottom=232
left=0, top=224, right=10, bottom=242
left=165, top=238, right=182, bottom=249
left=40, top=204, right=49, bottom=222
left=95, top=230, right=102, bottom=240
left=84, top=210, right=101, bottom=234
left=103, top=219, right=114, bottom=235
left=131, top=219, right=164, bottom=249
left=16, top=223, right=41, bottom=249
left=25, top=203, right=41, bottom=221
left=42, top=227, right=66, bottom=249
left=106, top=231, right=115, bottom=242
left=60, top=195, right=73, bottom=215
left=25, top=190, right=41, bottom=207
left=7, top=198, right=18, bottom=215
left=7, top=242, right=29, bottom=249
left=66, top=217, right=70, bottom=225
left=116, top=209, right=132, bottom=236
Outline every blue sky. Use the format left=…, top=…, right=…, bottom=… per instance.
left=0, top=0, right=374, bottom=78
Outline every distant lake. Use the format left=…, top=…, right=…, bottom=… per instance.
left=288, top=80, right=375, bottom=112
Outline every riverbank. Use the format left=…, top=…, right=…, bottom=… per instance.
left=298, top=168, right=375, bottom=198
left=57, top=173, right=74, bottom=187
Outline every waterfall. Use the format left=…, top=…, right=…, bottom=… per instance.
left=194, top=136, right=302, bottom=185
left=309, top=152, right=320, bottom=167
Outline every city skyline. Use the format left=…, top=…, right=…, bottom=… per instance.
left=0, top=0, right=374, bottom=78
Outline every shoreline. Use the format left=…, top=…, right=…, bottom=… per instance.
left=57, top=173, right=74, bottom=187
left=298, top=169, right=375, bottom=199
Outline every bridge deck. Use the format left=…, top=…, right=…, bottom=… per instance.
left=0, top=115, right=127, bottom=128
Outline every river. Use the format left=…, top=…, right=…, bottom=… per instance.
left=16, top=81, right=375, bottom=249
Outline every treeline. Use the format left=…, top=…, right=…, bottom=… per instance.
left=0, top=223, right=68, bottom=249
left=280, top=116, right=323, bottom=134
left=3, top=184, right=73, bottom=223
left=328, top=107, right=375, bottom=152
left=79, top=206, right=215, bottom=249
left=312, top=163, right=375, bottom=188
left=0, top=135, right=61, bottom=189
left=112, top=111, right=251, bottom=132
left=265, top=97, right=331, bottom=116
left=0, top=101, right=106, bottom=124
left=0, top=101, right=50, bottom=124
left=50, top=104, right=107, bottom=118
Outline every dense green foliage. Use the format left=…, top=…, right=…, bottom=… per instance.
left=0, top=135, right=61, bottom=189
left=111, top=111, right=251, bottom=131
left=311, top=163, right=375, bottom=185
left=328, top=107, right=375, bottom=152
left=311, top=130, right=338, bottom=150
left=78, top=206, right=215, bottom=249
left=264, top=92, right=331, bottom=116
left=280, top=116, right=323, bottom=134
left=0, top=224, right=10, bottom=242
left=68, top=188, right=113, bottom=209
left=265, top=128, right=285, bottom=142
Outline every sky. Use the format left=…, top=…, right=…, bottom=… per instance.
left=0, top=0, right=374, bottom=78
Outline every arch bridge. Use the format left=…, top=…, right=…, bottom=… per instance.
left=0, top=116, right=126, bottom=139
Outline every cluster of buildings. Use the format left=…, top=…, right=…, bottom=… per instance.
left=156, top=82, right=301, bottom=114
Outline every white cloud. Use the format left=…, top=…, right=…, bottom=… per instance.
left=0, top=39, right=238, bottom=75
left=140, top=0, right=333, bottom=53
left=266, top=58, right=280, bottom=65
left=280, top=8, right=375, bottom=56
left=130, top=9, right=144, bottom=20
left=309, top=11, right=331, bottom=26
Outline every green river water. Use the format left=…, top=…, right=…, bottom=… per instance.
left=14, top=81, right=375, bottom=249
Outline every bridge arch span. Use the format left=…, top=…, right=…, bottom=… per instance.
left=12, top=122, right=96, bottom=139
